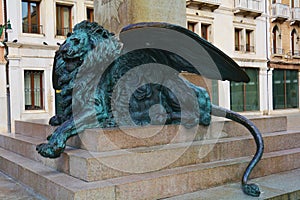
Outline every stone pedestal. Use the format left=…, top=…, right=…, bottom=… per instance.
left=94, top=0, right=186, bottom=33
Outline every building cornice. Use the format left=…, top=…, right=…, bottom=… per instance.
left=232, top=57, right=268, bottom=63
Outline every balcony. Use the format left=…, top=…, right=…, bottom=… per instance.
left=235, top=45, right=245, bottom=52
left=246, top=44, right=255, bottom=53
left=272, top=48, right=285, bottom=56
left=288, top=50, right=300, bottom=58
left=233, top=0, right=263, bottom=18
left=271, top=3, right=290, bottom=22
left=291, top=7, right=300, bottom=25
left=56, top=27, right=72, bottom=37
left=186, top=0, right=221, bottom=11
left=22, top=23, right=44, bottom=35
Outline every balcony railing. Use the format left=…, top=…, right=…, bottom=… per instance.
left=246, top=45, right=255, bottom=52
left=56, top=27, right=72, bottom=37
left=289, top=50, right=300, bottom=57
left=186, top=0, right=221, bottom=11
left=22, top=23, right=43, bottom=34
left=291, top=7, right=300, bottom=24
left=235, top=45, right=245, bottom=52
left=271, top=3, right=290, bottom=22
left=234, top=0, right=263, bottom=18
left=272, top=48, right=285, bottom=55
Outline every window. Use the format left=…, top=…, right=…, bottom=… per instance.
left=235, top=28, right=255, bottom=52
left=235, top=28, right=243, bottom=51
left=230, top=68, right=259, bottom=112
left=87, top=8, right=94, bottom=22
left=272, top=26, right=283, bottom=54
left=188, top=22, right=196, bottom=32
left=24, top=70, right=44, bottom=110
left=201, top=24, right=210, bottom=40
left=22, top=0, right=41, bottom=34
left=273, top=69, right=299, bottom=109
left=291, top=29, right=300, bottom=56
left=246, top=29, right=254, bottom=52
left=56, top=4, right=72, bottom=36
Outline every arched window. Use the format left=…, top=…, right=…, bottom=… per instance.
left=272, top=26, right=282, bottom=54
left=291, top=29, right=299, bottom=56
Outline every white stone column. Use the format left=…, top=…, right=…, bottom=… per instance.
left=219, top=80, right=231, bottom=109
left=259, top=68, right=268, bottom=113
left=0, top=63, right=8, bottom=132
left=8, top=57, right=21, bottom=133
left=298, top=71, right=300, bottom=109
left=94, top=0, right=186, bottom=33
left=266, top=68, right=273, bottom=114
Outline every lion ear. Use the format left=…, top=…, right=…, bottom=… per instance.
left=102, top=31, right=109, bottom=39
left=93, top=27, right=103, bottom=35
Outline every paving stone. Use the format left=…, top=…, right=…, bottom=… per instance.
left=0, top=171, right=45, bottom=200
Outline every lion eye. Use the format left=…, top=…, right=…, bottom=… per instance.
left=71, top=38, right=80, bottom=45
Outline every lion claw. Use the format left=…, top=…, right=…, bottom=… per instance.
left=36, top=142, right=65, bottom=159
left=242, top=183, right=261, bottom=197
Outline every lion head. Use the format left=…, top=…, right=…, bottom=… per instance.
left=58, top=20, right=116, bottom=61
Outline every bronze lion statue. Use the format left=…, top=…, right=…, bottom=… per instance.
left=37, top=21, right=264, bottom=197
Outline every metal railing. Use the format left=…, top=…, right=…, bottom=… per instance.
left=246, top=45, right=255, bottom=52
left=272, top=48, right=285, bottom=55
left=22, top=23, right=43, bottom=34
left=289, top=50, right=300, bottom=57
left=235, top=45, right=245, bottom=51
left=56, top=27, right=72, bottom=36
left=235, top=0, right=262, bottom=11
left=271, top=3, right=290, bottom=18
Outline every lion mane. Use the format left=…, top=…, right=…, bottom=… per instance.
left=49, top=20, right=120, bottom=126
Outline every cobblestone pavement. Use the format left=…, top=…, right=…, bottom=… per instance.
left=0, top=171, right=44, bottom=200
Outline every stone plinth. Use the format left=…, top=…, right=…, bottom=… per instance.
left=94, top=0, right=186, bottom=33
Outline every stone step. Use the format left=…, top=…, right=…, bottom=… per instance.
left=0, top=147, right=115, bottom=200
left=0, top=146, right=299, bottom=199
left=15, top=119, right=55, bottom=140
left=0, top=133, right=70, bottom=174
left=67, top=130, right=300, bottom=182
left=163, top=168, right=300, bottom=200
left=15, top=115, right=287, bottom=152
left=0, top=130, right=299, bottom=182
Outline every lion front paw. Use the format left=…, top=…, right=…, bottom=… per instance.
left=242, top=183, right=261, bottom=197
left=49, top=115, right=64, bottom=126
left=36, top=142, right=65, bottom=158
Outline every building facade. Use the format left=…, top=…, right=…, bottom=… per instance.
left=270, top=0, right=300, bottom=112
left=186, top=0, right=270, bottom=114
left=0, top=0, right=94, bottom=132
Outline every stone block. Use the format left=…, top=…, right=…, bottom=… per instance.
left=94, top=0, right=186, bottom=33
left=15, top=120, right=54, bottom=140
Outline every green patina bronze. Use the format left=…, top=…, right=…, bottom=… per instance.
left=36, top=21, right=264, bottom=197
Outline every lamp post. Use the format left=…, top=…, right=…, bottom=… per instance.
left=0, top=20, right=12, bottom=133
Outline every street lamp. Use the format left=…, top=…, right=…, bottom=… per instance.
left=0, top=20, right=12, bottom=37
left=1, top=20, right=12, bottom=133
